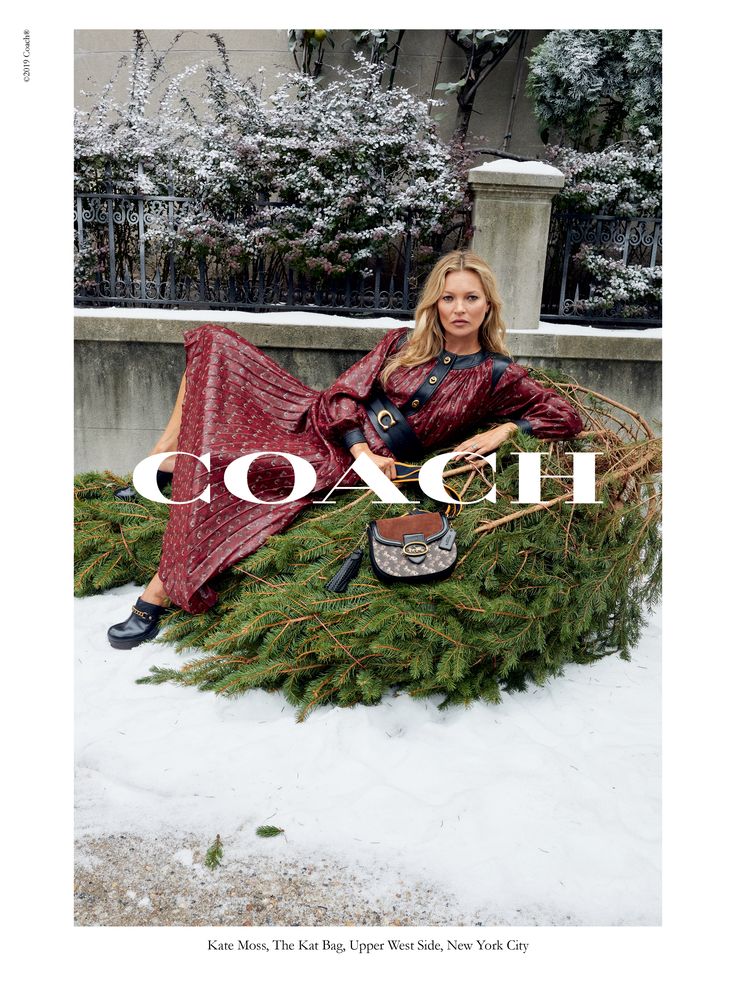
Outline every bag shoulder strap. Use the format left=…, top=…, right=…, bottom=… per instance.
left=393, top=466, right=462, bottom=519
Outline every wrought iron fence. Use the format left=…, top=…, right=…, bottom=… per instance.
left=541, top=211, right=662, bottom=327
left=74, top=177, right=434, bottom=318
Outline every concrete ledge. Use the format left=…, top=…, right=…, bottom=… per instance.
left=509, top=328, right=661, bottom=363
left=74, top=314, right=397, bottom=353
left=74, top=310, right=661, bottom=362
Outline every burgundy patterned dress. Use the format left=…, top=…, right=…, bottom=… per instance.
left=158, top=324, right=583, bottom=612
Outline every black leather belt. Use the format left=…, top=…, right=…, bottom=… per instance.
left=366, top=395, right=424, bottom=461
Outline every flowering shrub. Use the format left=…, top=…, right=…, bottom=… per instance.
left=74, top=31, right=201, bottom=195
left=75, top=39, right=468, bottom=290
left=573, top=245, right=662, bottom=319
left=256, top=60, right=465, bottom=276
left=74, top=242, right=107, bottom=294
left=544, top=128, right=661, bottom=217
left=540, top=128, right=661, bottom=321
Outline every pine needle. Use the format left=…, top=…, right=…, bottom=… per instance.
left=256, top=825, right=284, bottom=838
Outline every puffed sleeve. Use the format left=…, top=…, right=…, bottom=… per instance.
left=488, top=362, right=584, bottom=440
left=316, top=327, right=409, bottom=449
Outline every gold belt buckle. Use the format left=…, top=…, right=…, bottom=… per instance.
left=376, top=408, right=397, bottom=430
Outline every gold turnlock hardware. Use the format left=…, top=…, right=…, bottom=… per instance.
left=402, top=541, right=428, bottom=556
left=376, top=409, right=397, bottom=430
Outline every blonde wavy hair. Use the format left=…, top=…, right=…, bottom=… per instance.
left=380, top=250, right=509, bottom=385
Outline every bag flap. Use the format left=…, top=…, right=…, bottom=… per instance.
left=373, top=511, right=445, bottom=542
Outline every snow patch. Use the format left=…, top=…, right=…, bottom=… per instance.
left=74, top=849, right=99, bottom=872
left=535, top=321, right=661, bottom=339
left=74, top=306, right=661, bottom=339
left=475, top=159, right=564, bottom=177
left=75, top=585, right=661, bottom=925
left=74, top=306, right=408, bottom=329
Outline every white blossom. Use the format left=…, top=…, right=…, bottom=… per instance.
left=75, top=45, right=467, bottom=281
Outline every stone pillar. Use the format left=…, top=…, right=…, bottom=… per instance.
left=469, top=160, right=564, bottom=330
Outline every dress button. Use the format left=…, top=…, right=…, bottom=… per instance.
left=443, top=356, right=451, bottom=364
left=411, top=399, right=420, bottom=408
left=429, top=375, right=437, bottom=384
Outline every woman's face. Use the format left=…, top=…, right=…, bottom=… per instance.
left=436, top=270, right=489, bottom=346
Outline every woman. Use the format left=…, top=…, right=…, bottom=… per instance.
left=108, top=250, right=583, bottom=649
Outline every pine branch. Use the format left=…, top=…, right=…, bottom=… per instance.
left=204, top=834, right=223, bottom=869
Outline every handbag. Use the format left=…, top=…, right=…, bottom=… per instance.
left=367, top=508, right=457, bottom=584
left=325, top=464, right=461, bottom=592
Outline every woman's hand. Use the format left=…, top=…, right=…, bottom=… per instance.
left=453, top=422, right=518, bottom=458
left=349, top=442, right=397, bottom=480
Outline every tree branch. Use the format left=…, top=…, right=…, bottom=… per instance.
left=462, top=31, right=522, bottom=106
left=470, top=147, right=535, bottom=162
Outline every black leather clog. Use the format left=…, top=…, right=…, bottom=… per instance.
left=113, top=469, right=173, bottom=501
left=107, top=597, right=172, bottom=650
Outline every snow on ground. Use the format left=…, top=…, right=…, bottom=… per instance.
left=74, top=306, right=406, bottom=329
left=73, top=307, right=662, bottom=339
left=75, top=585, right=661, bottom=926
left=535, top=320, right=661, bottom=339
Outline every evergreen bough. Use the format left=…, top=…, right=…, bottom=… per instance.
left=75, top=372, right=661, bottom=721
left=256, top=826, right=285, bottom=839
left=204, top=834, right=223, bottom=869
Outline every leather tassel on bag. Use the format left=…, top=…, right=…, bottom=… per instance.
left=325, top=548, right=364, bottom=593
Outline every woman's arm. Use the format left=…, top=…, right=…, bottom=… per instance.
left=452, top=363, right=583, bottom=457
left=348, top=440, right=398, bottom=480
left=316, top=327, right=409, bottom=451
left=484, top=363, right=584, bottom=440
